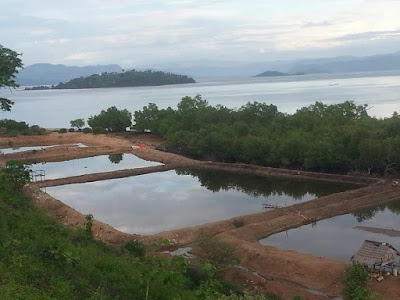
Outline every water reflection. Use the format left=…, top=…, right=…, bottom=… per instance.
left=108, top=153, right=124, bottom=164
left=260, top=200, right=400, bottom=261
left=0, top=143, right=87, bottom=154
left=32, top=154, right=161, bottom=179
left=46, top=169, right=355, bottom=234
left=178, top=169, right=357, bottom=200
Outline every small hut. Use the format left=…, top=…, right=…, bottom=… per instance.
left=351, top=240, right=400, bottom=272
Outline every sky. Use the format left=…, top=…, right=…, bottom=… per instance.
left=1, top=0, right=400, bottom=68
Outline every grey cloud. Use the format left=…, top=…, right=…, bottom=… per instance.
left=302, top=21, right=332, bottom=28
left=333, top=30, right=400, bottom=41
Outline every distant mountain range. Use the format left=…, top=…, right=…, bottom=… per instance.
left=254, top=71, right=305, bottom=77
left=16, top=50, right=400, bottom=85
left=16, top=63, right=123, bottom=86
left=153, top=50, right=400, bottom=77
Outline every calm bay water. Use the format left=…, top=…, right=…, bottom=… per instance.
left=46, top=169, right=356, bottom=234
left=1, top=71, right=400, bottom=128
left=260, top=202, right=400, bottom=261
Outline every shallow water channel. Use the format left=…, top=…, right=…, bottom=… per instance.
left=32, top=154, right=161, bottom=179
left=46, top=169, right=356, bottom=234
left=0, top=143, right=87, bottom=154
left=260, top=201, right=400, bottom=261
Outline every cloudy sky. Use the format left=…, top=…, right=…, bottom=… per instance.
left=1, top=0, right=400, bottom=68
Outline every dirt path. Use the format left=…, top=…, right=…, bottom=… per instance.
left=2, top=133, right=400, bottom=299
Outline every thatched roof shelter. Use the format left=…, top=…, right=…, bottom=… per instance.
left=351, top=240, right=400, bottom=266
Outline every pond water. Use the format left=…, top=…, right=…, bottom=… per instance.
left=0, top=143, right=87, bottom=154
left=260, top=201, right=400, bottom=261
left=45, top=169, right=356, bottom=234
left=32, top=154, right=161, bottom=179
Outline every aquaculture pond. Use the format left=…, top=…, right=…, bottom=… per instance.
left=260, top=201, right=400, bottom=261
left=0, top=143, right=87, bottom=154
left=32, top=154, right=161, bottom=179
left=46, top=169, right=357, bottom=234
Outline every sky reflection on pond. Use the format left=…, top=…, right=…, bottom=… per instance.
left=32, top=154, right=161, bottom=179
left=0, top=143, right=87, bottom=154
left=46, top=169, right=356, bottom=234
left=260, top=202, right=400, bottom=261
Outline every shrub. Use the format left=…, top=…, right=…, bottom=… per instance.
left=92, top=126, right=107, bottom=135
left=196, top=234, right=239, bottom=273
left=84, top=214, right=94, bottom=240
left=2, top=160, right=31, bottom=191
left=68, top=128, right=75, bottom=132
left=5, top=129, right=19, bottom=137
left=233, top=218, right=244, bottom=228
left=88, top=106, right=131, bottom=132
left=58, top=128, right=68, bottom=134
left=124, top=240, right=146, bottom=258
left=0, top=119, right=46, bottom=136
left=342, top=263, right=378, bottom=300
left=82, top=127, right=93, bottom=134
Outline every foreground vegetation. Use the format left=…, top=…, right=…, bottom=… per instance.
left=133, top=95, right=400, bottom=175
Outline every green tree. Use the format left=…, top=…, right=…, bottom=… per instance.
left=0, top=45, right=23, bottom=111
left=70, top=118, right=85, bottom=130
left=2, top=160, right=31, bottom=191
left=88, top=106, right=132, bottom=132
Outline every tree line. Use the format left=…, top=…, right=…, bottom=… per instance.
left=133, top=95, right=400, bottom=175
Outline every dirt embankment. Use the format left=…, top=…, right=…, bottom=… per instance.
left=37, top=165, right=177, bottom=188
left=354, top=226, right=400, bottom=237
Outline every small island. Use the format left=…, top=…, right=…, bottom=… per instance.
left=25, top=85, right=53, bottom=91
left=25, top=70, right=196, bottom=90
left=254, top=70, right=305, bottom=77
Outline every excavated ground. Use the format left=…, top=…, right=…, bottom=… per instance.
left=1, top=132, right=400, bottom=300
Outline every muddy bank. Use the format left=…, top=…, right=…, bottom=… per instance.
left=0, top=145, right=129, bottom=164
left=354, top=226, right=400, bottom=237
left=0, top=132, right=133, bottom=148
left=197, top=162, right=381, bottom=186
left=36, top=164, right=178, bottom=187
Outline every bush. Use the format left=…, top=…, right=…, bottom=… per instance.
left=0, top=119, right=46, bottom=136
left=342, top=263, right=377, bottom=300
left=88, top=106, right=131, bottom=132
left=124, top=240, right=146, bottom=258
left=233, top=218, right=244, bottom=228
left=196, top=234, right=239, bottom=273
left=5, top=129, right=19, bottom=137
left=92, top=126, right=107, bottom=135
left=2, top=160, right=31, bottom=191
left=68, top=128, right=75, bottom=132
left=82, top=127, right=93, bottom=134
left=58, top=128, right=68, bottom=134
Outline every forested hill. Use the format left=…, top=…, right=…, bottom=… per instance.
left=54, top=70, right=195, bottom=89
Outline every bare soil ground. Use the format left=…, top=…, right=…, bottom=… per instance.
left=2, top=132, right=400, bottom=299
